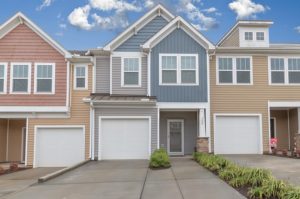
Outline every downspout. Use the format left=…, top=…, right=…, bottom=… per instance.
left=90, top=101, right=95, bottom=160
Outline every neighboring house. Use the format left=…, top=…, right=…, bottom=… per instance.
left=87, top=4, right=214, bottom=160
left=211, top=20, right=300, bottom=155
left=0, top=13, right=93, bottom=167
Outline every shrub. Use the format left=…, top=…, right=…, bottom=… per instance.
left=149, top=149, right=170, bottom=169
left=282, top=187, right=300, bottom=199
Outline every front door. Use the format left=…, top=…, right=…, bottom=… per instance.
left=167, top=119, right=184, bottom=155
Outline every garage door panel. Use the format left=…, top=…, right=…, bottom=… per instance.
left=215, top=116, right=261, bottom=154
left=35, top=128, right=85, bottom=167
left=100, top=118, right=149, bottom=160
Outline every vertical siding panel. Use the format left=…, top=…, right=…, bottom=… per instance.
left=96, top=56, right=110, bottom=93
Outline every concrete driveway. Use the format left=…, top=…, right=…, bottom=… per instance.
left=223, top=155, right=300, bottom=186
left=0, top=167, right=62, bottom=198
left=2, top=158, right=245, bottom=199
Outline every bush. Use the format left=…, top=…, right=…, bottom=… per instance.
left=248, top=178, right=287, bottom=199
left=149, top=149, right=171, bottom=169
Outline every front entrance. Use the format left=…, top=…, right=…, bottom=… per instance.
left=167, top=119, right=184, bottom=155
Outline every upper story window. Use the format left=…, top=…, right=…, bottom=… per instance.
left=245, top=32, right=253, bottom=41
left=269, top=57, right=300, bottom=85
left=256, top=32, right=265, bottom=41
left=0, top=63, right=7, bottom=94
left=34, top=63, right=55, bottom=94
left=217, top=57, right=252, bottom=85
left=74, top=65, right=88, bottom=90
left=10, top=63, right=31, bottom=94
left=122, top=57, right=141, bottom=87
left=159, top=54, right=198, bottom=85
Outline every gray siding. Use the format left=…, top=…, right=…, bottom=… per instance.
left=112, top=56, right=147, bottom=95
left=115, top=16, right=168, bottom=52
left=95, top=56, right=110, bottom=93
left=151, top=28, right=208, bottom=102
left=160, top=111, right=197, bottom=155
left=94, top=107, right=158, bottom=158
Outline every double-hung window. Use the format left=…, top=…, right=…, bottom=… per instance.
left=217, top=57, right=252, bottom=85
left=160, top=54, right=198, bottom=85
left=35, top=63, right=55, bottom=93
left=288, top=59, right=300, bottom=84
left=122, top=57, right=141, bottom=87
left=270, top=58, right=285, bottom=84
left=0, top=63, right=7, bottom=94
left=10, top=63, right=31, bottom=94
left=245, top=32, right=253, bottom=41
left=74, top=65, right=88, bottom=89
left=256, top=32, right=265, bottom=41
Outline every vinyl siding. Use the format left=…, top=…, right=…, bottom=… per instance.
left=220, top=28, right=240, bottom=47
left=289, top=109, right=298, bottom=150
left=95, top=56, right=110, bottom=93
left=111, top=56, right=147, bottom=95
left=160, top=111, right=197, bottom=155
left=94, top=107, right=158, bottom=158
left=26, top=64, right=92, bottom=166
left=115, top=16, right=168, bottom=52
left=211, top=55, right=300, bottom=153
left=0, top=24, right=67, bottom=106
left=151, top=28, right=208, bottom=102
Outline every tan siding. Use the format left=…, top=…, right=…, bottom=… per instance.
left=0, top=24, right=67, bottom=106
left=0, top=119, right=8, bottom=162
left=7, top=120, right=26, bottom=161
left=211, top=55, right=300, bottom=153
left=271, top=110, right=289, bottom=150
left=220, top=28, right=239, bottom=47
left=26, top=64, right=92, bottom=166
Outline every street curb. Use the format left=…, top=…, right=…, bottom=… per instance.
left=38, top=159, right=91, bottom=183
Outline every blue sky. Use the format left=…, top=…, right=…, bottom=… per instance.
left=0, top=0, right=299, bottom=50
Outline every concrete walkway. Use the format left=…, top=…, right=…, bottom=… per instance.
left=0, top=167, right=63, bottom=198
left=2, top=158, right=245, bottom=199
left=223, top=154, right=300, bottom=186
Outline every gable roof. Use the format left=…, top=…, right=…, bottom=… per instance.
left=217, top=20, right=273, bottom=47
left=0, top=12, right=71, bottom=58
left=102, top=4, right=174, bottom=51
left=142, top=16, right=215, bottom=50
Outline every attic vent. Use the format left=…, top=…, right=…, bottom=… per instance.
left=158, top=8, right=161, bottom=16
left=18, top=16, right=24, bottom=24
left=177, top=21, right=181, bottom=29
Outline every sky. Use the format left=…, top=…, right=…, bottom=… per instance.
left=0, top=0, right=300, bottom=50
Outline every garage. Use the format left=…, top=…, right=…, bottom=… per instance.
left=99, top=117, right=150, bottom=160
left=214, top=115, right=262, bottom=154
left=34, top=126, right=85, bottom=167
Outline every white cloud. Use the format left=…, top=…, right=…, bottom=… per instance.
left=295, top=26, right=300, bottom=34
left=36, top=0, right=53, bottom=11
left=203, top=7, right=217, bottom=14
left=229, top=0, right=266, bottom=19
left=92, top=13, right=129, bottom=30
left=178, top=0, right=218, bottom=31
left=89, top=0, right=142, bottom=12
left=145, top=0, right=155, bottom=8
left=59, top=23, right=67, bottom=29
left=68, top=5, right=94, bottom=30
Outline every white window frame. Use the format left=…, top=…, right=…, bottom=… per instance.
left=245, top=32, right=253, bottom=41
left=159, top=53, right=199, bottom=86
left=74, top=64, right=88, bottom=90
left=34, top=63, right=55, bottom=94
left=0, top=63, right=8, bottom=94
left=256, top=32, right=265, bottom=41
left=216, top=56, right=253, bottom=85
left=268, top=56, right=300, bottom=85
left=10, top=62, right=31, bottom=94
left=121, top=56, right=142, bottom=87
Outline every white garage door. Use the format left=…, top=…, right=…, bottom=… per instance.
left=215, top=116, right=261, bottom=154
left=99, top=118, right=150, bottom=160
left=35, top=127, right=85, bottom=167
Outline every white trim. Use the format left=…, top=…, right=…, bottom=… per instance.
left=98, top=116, right=151, bottom=160
left=206, top=52, right=211, bottom=152
left=269, top=101, right=300, bottom=108
left=157, top=102, right=208, bottom=109
left=21, top=127, right=26, bottom=163
left=10, top=62, right=32, bottom=94
left=103, top=4, right=174, bottom=51
left=74, top=64, right=88, bottom=90
left=110, top=54, right=112, bottom=94
left=66, top=61, right=70, bottom=107
left=0, top=63, right=7, bottom=94
left=268, top=102, right=271, bottom=153
left=111, top=52, right=144, bottom=57
left=270, top=117, right=277, bottom=139
left=25, top=118, right=28, bottom=166
left=159, top=53, right=199, bottom=86
left=167, top=119, right=184, bottom=155
left=0, top=106, right=68, bottom=112
left=90, top=105, right=95, bottom=160
left=33, top=125, right=85, bottom=168
left=92, top=57, right=96, bottom=93
left=157, top=107, right=160, bottom=149
left=147, top=51, right=151, bottom=96
left=216, top=56, right=253, bottom=85
left=34, top=63, right=55, bottom=94
left=213, top=113, right=263, bottom=154
left=121, top=56, right=142, bottom=87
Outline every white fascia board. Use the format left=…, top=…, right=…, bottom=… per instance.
left=142, top=16, right=215, bottom=50
left=102, top=4, right=174, bottom=51
left=0, top=106, right=69, bottom=113
left=269, top=101, right=300, bottom=108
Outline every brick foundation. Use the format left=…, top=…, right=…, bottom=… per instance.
left=196, top=137, right=209, bottom=153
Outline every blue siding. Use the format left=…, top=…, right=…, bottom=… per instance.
left=115, top=16, right=168, bottom=52
left=151, top=29, right=208, bottom=102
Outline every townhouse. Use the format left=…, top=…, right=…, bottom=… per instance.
left=1, top=5, right=300, bottom=168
